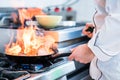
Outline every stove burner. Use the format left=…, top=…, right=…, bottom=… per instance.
left=21, top=64, right=44, bottom=71
left=11, top=64, right=45, bottom=73
left=10, top=57, right=65, bottom=73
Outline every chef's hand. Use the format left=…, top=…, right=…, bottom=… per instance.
left=82, top=23, right=94, bottom=38
left=68, top=44, right=95, bottom=64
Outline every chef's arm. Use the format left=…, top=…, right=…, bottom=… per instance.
left=88, top=14, right=120, bottom=61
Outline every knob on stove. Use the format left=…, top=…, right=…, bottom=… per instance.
left=66, top=7, right=72, bottom=12
left=54, top=7, right=60, bottom=12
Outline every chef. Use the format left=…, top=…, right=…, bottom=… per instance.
left=69, top=0, right=120, bottom=80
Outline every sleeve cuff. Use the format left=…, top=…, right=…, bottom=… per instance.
left=88, top=32, right=112, bottom=61
left=88, top=43, right=112, bottom=61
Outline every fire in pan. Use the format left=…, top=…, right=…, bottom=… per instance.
left=5, top=25, right=70, bottom=64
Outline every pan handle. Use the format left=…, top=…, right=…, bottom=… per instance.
left=51, top=53, right=71, bottom=59
left=51, top=47, right=71, bottom=58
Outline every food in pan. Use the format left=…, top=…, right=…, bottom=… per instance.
left=5, top=25, right=55, bottom=56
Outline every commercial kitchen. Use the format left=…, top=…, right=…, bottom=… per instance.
left=0, top=0, right=95, bottom=80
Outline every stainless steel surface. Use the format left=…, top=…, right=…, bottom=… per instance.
left=58, top=76, right=67, bottom=80
left=58, top=41, right=87, bottom=53
left=0, top=16, right=12, bottom=26
left=68, top=69, right=89, bottom=80
left=45, top=26, right=85, bottom=42
left=67, top=61, right=90, bottom=80
left=26, top=61, right=75, bottom=80
left=0, top=28, right=16, bottom=52
left=58, top=21, right=76, bottom=26
left=0, top=8, right=17, bottom=27
left=57, top=26, right=84, bottom=42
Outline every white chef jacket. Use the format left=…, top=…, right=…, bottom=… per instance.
left=88, top=0, right=120, bottom=80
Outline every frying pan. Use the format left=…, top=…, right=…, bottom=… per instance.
left=5, top=51, right=71, bottom=64
left=4, top=27, right=70, bottom=64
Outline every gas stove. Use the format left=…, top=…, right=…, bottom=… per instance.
left=0, top=54, right=76, bottom=80
left=0, top=8, right=90, bottom=80
left=0, top=53, right=90, bottom=80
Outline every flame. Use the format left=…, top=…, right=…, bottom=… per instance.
left=5, top=26, right=55, bottom=56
